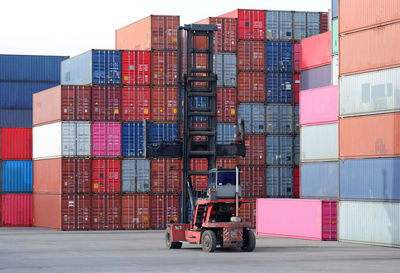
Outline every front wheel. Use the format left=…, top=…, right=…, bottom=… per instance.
left=241, top=228, right=256, bottom=252
left=165, top=227, right=182, bottom=249
left=201, top=230, right=217, bottom=252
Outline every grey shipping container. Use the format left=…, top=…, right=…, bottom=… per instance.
left=266, top=135, right=293, bottom=165
left=307, top=12, right=321, bottom=37
left=214, top=53, right=236, bottom=87
left=0, top=109, right=32, bottom=128
left=294, top=104, right=299, bottom=133
left=301, top=64, right=331, bottom=90
left=121, top=159, right=150, bottom=193
left=238, top=103, right=266, bottom=133
left=62, top=122, right=91, bottom=156
left=266, top=166, right=293, bottom=197
left=332, top=55, right=339, bottom=86
left=266, top=104, right=293, bottom=133
left=294, top=12, right=307, bottom=40
left=332, top=0, right=338, bottom=19
left=217, top=123, right=236, bottom=144
left=294, top=135, right=300, bottom=166
left=300, top=161, right=338, bottom=199
left=301, top=123, right=338, bottom=162
left=265, top=11, right=293, bottom=40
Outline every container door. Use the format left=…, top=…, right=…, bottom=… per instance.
left=62, top=122, right=77, bottom=156
left=76, top=122, right=91, bottom=156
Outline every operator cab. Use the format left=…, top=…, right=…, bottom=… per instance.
left=206, top=168, right=241, bottom=200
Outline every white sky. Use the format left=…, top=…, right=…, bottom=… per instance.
left=0, top=0, right=330, bottom=57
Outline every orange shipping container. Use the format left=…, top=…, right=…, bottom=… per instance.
left=121, top=194, right=151, bottom=229
left=151, top=51, right=178, bottom=86
left=33, top=194, right=62, bottom=229
left=339, top=113, right=400, bottom=159
left=195, top=17, right=237, bottom=52
left=237, top=41, right=265, bottom=71
left=151, top=87, right=178, bottom=121
left=340, top=22, right=400, bottom=76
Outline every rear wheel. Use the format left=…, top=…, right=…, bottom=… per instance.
left=201, top=230, right=217, bottom=252
left=165, top=227, right=182, bottom=249
left=241, top=228, right=256, bottom=252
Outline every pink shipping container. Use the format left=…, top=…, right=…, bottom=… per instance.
left=92, top=122, right=121, bottom=157
left=299, top=85, right=338, bottom=126
left=300, top=32, right=331, bottom=70
left=217, top=88, right=237, bottom=123
left=256, top=199, right=337, bottom=241
left=2, top=194, right=32, bottom=227
left=293, top=42, right=301, bottom=72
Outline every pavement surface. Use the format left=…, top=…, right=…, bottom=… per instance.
left=0, top=228, right=399, bottom=273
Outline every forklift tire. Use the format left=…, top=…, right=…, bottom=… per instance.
left=165, top=227, right=182, bottom=249
left=201, top=230, right=217, bottom=252
left=241, top=228, right=256, bottom=252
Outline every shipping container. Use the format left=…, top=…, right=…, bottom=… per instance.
left=1, top=194, right=32, bottom=227
left=331, top=55, right=338, bottom=86
left=294, top=135, right=300, bottom=166
left=1, top=128, right=32, bottom=160
left=217, top=88, right=237, bottom=122
left=217, top=123, right=236, bottom=144
left=293, top=12, right=307, bottom=40
left=293, top=74, right=300, bottom=103
left=300, top=32, right=331, bottom=70
left=91, top=86, right=121, bottom=121
left=340, top=22, right=400, bottom=76
left=293, top=12, right=323, bottom=40
left=293, top=42, right=301, bottom=72
left=121, top=51, right=151, bottom=85
left=239, top=198, right=256, bottom=229
left=92, top=122, right=121, bottom=157
left=338, top=201, right=400, bottom=247
left=300, top=161, right=338, bottom=199
left=92, top=159, right=121, bottom=193
left=340, top=113, right=400, bottom=159
left=223, top=9, right=266, bottom=40
left=339, top=67, right=400, bottom=117
left=332, top=0, right=338, bottom=19
left=265, top=10, right=293, bottom=41
left=151, top=194, right=180, bottom=229
left=294, top=104, right=300, bottom=134
left=238, top=72, right=265, bottom=102
left=150, top=158, right=181, bottom=193
left=121, top=194, right=151, bottom=229
left=121, top=122, right=144, bottom=158
left=195, top=17, right=237, bottom=52
left=266, top=104, right=293, bottom=133
left=301, top=123, right=338, bottom=162
left=331, top=19, right=338, bottom=55
left=61, top=50, right=121, bottom=85
left=214, top=53, right=237, bottom=87
left=266, top=135, right=293, bottom=165
left=240, top=165, right=265, bottom=198
left=0, top=109, right=32, bottom=128
left=340, top=157, right=400, bottom=201
left=151, top=87, right=178, bottom=121
left=216, top=158, right=237, bottom=168
left=33, top=85, right=91, bottom=126
left=237, top=41, right=265, bottom=71
left=266, top=166, right=293, bottom=197
left=293, top=167, right=299, bottom=197
left=33, top=194, right=61, bottom=229
left=300, top=64, right=331, bottom=90
left=257, top=199, right=337, bottom=240
left=2, top=161, right=32, bottom=193
left=147, top=122, right=179, bottom=144
left=116, top=15, right=179, bottom=50
left=121, top=159, right=150, bottom=193
left=151, top=51, right=178, bottom=86
left=238, top=135, right=265, bottom=165
left=238, top=103, right=265, bottom=134
left=265, top=73, right=293, bottom=103
left=190, top=159, right=208, bottom=191
left=189, top=96, right=208, bottom=122
left=92, top=194, right=120, bottom=230
left=62, top=194, right=91, bottom=230
left=299, top=85, right=338, bottom=126
left=122, top=87, right=150, bottom=121
left=266, top=41, right=293, bottom=72
left=320, top=12, right=329, bottom=33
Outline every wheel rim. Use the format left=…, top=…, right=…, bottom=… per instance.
left=203, top=234, right=211, bottom=250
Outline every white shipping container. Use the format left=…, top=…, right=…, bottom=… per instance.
left=339, top=201, right=400, bottom=247
left=301, top=123, right=338, bottom=162
left=331, top=55, right=338, bottom=86
left=340, top=67, right=400, bottom=117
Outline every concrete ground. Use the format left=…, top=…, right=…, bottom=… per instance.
left=0, top=228, right=399, bottom=273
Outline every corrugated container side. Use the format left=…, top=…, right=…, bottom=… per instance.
left=238, top=103, right=266, bottom=134
left=62, top=194, right=91, bottom=230
left=121, top=194, right=151, bottom=229
left=2, top=194, right=32, bottom=227
left=238, top=72, right=265, bottom=102
left=91, top=86, right=121, bottom=121
left=294, top=12, right=307, bottom=40
left=33, top=158, right=62, bottom=194
left=319, top=12, right=329, bottom=33
left=217, top=88, right=237, bottom=123
left=121, top=51, right=151, bottom=85
left=147, top=123, right=178, bottom=144
left=331, top=19, right=338, bottom=55
left=91, top=194, right=120, bottom=230
left=92, top=159, right=121, bottom=193
left=2, top=161, right=32, bottom=193
left=214, top=53, right=237, bottom=87
left=300, top=32, right=331, bottom=70
left=266, top=166, right=293, bottom=197
left=293, top=167, right=299, bottom=197
left=151, top=87, right=178, bottom=121
left=238, top=135, right=265, bottom=165
left=0, top=109, right=32, bottom=128
left=237, top=9, right=265, bottom=40
left=265, top=11, right=293, bottom=41
left=151, top=194, right=180, bottom=229
left=122, top=87, right=150, bottom=121
left=300, top=64, right=331, bottom=90
left=1, top=128, right=32, bottom=160
left=308, top=12, right=322, bottom=36
left=265, top=73, right=293, bottom=103
left=294, top=135, right=300, bottom=165
left=266, top=135, right=293, bottom=165
left=240, top=165, right=265, bottom=198
left=294, top=104, right=300, bottom=134
left=150, top=158, right=182, bottom=193
left=121, top=159, right=150, bottom=193
left=195, top=17, right=237, bottom=52
left=237, top=41, right=265, bottom=71
left=92, top=122, right=121, bottom=157
left=300, top=161, right=338, bottom=199
left=266, top=104, right=293, bottom=133
left=121, top=122, right=144, bottom=158
left=293, top=42, right=301, bottom=72
left=33, top=194, right=61, bottom=229
left=151, top=51, right=178, bottom=86
left=239, top=198, right=256, bottom=229
left=301, top=123, right=338, bottom=162
left=190, top=159, right=208, bottom=191
left=293, top=74, right=300, bottom=103
left=331, top=56, right=339, bottom=86
left=33, top=122, right=62, bottom=160
left=216, top=158, right=237, bottom=168
left=266, top=41, right=293, bottom=72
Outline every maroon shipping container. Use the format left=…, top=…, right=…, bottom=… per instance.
left=121, top=194, right=151, bottom=229
left=92, top=159, right=121, bottom=193
left=293, top=167, right=300, bottom=198
left=121, top=51, right=151, bottom=85
left=239, top=198, right=256, bottom=228
left=2, top=194, right=32, bottom=227
left=121, top=87, right=150, bottom=121
left=62, top=159, right=91, bottom=194
left=151, top=194, right=179, bottom=229
left=240, top=165, right=266, bottom=198
left=151, top=87, right=178, bottom=121
left=320, top=12, right=329, bottom=33
left=217, top=88, right=237, bottom=123
left=1, top=128, right=32, bottom=160
left=92, top=86, right=121, bottom=121
left=293, top=74, right=300, bottom=103
left=238, top=41, right=265, bottom=71
left=238, top=72, right=265, bottom=102
left=217, top=158, right=237, bottom=168
left=151, top=51, right=178, bottom=86
left=195, top=17, right=237, bottom=52
left=189, top=121, right=208, bottom=142
left=190, top=158, right=208, bottom=191
left=239, top=135, right=266, bottom=165
left=219, top=9, right=265, bottom=40
left=62, top=194, right=91, bottom=230
left=150, top=158, right=182, bottom=193
left=293, top=42, right=301, bottom=73
left=92, top=194, right=120, bottom=230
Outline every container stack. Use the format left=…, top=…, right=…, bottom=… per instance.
left=338, top=0, right=400, bottom=247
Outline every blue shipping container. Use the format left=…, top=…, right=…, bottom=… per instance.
left=340, top=158, right=400, bottom=202
left=265, top=73, right=293, bottom=103
left=217, top=123, right=236, bottom=144
left=301, top=64, right=331, bottom=90
left=0, top=54, right=68, bottom=82
left=307, top=13, right=321, bottom=38
left=0, top=109, right=32, bottom=128
left=266, top=104, right=293, bottom=133
left=300, top=161, right=338, bottom=199
left=293, top=12, right=307, bottom=41
left=61, top=49, right=121, bottom=85
left=266, top=166, right=293, bottom=197
left=332, top=0, right=338, bottom=19
left=294, top=104, right=299, bottom=134
left=266, top=135, right=293, bottom=165
left=238, top=103, right=265, bottom=134
left=266, top=41, right=293, bottom=72
left=1, top=161, right=33, bottom=193
left=147, top=123, right=179, bottom=144
left=294, top=135, right=300, bottom=166
left=214, top=53, right=237, bottom=87
left=191, top=96, right=208, bottom=122
left=122, top=122, right=144, bottom=158
left=121, top=159, right=150, bottom=192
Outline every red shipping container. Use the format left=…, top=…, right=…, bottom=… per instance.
left=121, top=87, right=150, bottom=121
left=151, top=87, right=178, bottom=121
left=1, top=128, right=32, bottom=160
left=62, top=194, right=91, bottom=230
left=238, top=41, right=265, bottom=71
left=320, top=12, right=329, bottom=33
left=219, top=9, right=265, bottom=40
left=300, top=32, right=331, bottom=70
left=293, top=42, right=301, bottom=72
left=92, top=86, right=121, bottom=121
left=238, top=72, right=265, bottom=102
left=62, top=159, right=91, bottom=194
left=151, top=194, right=179, bottom=229
left=191, top=121, right=208, bottom=142
left=190, top=159, right=208, bottom=191
left=195, top=17, right=237, bottom=52
left=92, top=194, right=120, bottom=230
left=240, top=165, right=266, bottom=198
left=121, top=194, right=151, bottom=229
left=121, top=51, right=151, bottom=85
left=151, top=51, right=178, bottom=86
left=293, top=74, right=300, bottom=103
left=2, top=194, right=32, bottom=227
left=92, top=159, right=121, bottom=193
left=239, top=198, right=256, bottom=229
left=217, top=158, right=237, bottom=168
left=217, top=88, right=237, bottom=123
left=239, top=135, right=266, bottom=165
left=150, top=158, right=182, bottom=193
left=293, top=167, right=299, bottom=198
